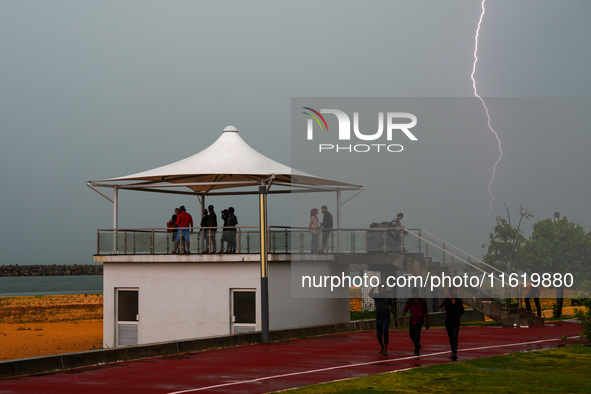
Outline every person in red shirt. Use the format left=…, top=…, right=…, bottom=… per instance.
left=402, top=287, right=430, bottom=356
left=174, top=205, right=194, bottom=254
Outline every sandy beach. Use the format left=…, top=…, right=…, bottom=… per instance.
left=0, top=294, right=102, bottom=361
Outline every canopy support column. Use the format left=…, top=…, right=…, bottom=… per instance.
left=196, top=195, right=205, bottom=219
left=113, top=186, right=119, bottom=254
left=336, top=190, right=341, bottom=252
left=336, top=190, right=341, bottom=228
left=259, top=185, right=269, bottom=344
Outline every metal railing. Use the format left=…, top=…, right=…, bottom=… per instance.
left=97, top=226, right=265, bottom=255
left=96, top=226, right=499, bottom=262
left=97, top=226, right=418, bottom=255
left=96, top=226, right=514, bottom=301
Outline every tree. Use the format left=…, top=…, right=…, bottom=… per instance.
left=524, top=217, right=591, bottom=317
left=483, top=204, right=532, bottom=272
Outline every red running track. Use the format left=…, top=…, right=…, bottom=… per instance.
left=0, top=322, right=582, bottom=393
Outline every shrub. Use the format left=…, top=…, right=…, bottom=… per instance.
left=351, top=310, right=376, bottom=321
left=574, top=299, right=591, bottom=342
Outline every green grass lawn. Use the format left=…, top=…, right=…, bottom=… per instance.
left=287, top=345, right=591, bottom=393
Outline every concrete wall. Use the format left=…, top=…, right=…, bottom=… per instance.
left=269, top=261, right=350, bottom=330
left=104, top=261, right=261, bottom=346
left=103, top=257, right=350, bottom=348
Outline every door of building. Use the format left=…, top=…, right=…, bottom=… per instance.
left=116, top=288, right=139, bottom=346
left=231, top=289, right=256, bottom=334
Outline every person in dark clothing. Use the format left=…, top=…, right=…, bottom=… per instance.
left=369, top=286, right=397, bottom=356
left=199, top=209, right=208, bottom=253
left=206, top=205, right=218, bottom=253
left=219, top=209, right=229, bottom=253
left=226, top=207, right=238, bottom=253
left=320, top=205, right=333, bottom=253
left=391, top=212, right=404, bottom=229
left=170, top=208, right=179, bottom=253
left=402, top=287, right=430, bottom=356
left=438, top=288, right=464, bottom=361
left=524, top=284, right=542, bottom=317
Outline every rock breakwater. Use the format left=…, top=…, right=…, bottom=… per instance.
left=0, top=264, right=103, bottom=277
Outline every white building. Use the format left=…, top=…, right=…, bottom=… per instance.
left=89, top=126, right=362, bottom=347
left=95, top=254, right=350, bottom=347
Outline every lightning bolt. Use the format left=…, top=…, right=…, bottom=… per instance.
left=471, top=0, right=502, bottom=224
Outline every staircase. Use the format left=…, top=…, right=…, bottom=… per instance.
left=375, top=229, right=544, bottom=327
left=396, top=251, right=544, bottom=327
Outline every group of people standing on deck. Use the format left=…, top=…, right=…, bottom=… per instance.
left=168, top=204, right=238, bottom=254
left=369, top=286, right=464, bottom=361
left=309, top=209, right=407, bottom=253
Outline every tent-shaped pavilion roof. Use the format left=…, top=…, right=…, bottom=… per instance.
left=87, top=126, right=363, bottom=197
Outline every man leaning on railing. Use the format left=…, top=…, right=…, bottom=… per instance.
left=390, top=212, right=406, bottom=252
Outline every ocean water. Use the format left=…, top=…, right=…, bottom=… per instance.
left=0, top=275, right=103, bottom=297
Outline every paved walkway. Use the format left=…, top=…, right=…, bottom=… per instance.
left=0, top=321, right=581, bottom=393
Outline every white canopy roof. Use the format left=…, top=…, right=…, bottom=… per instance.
left=89, top=126, right=362, bottom=196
